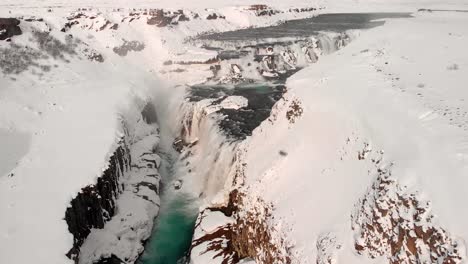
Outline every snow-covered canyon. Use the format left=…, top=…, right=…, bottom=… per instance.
left=0, top=6, right=326, bottom=263
left=1, top=2, right=468, bottom=264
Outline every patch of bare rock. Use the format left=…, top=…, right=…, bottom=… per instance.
left=0, top=18, right=22, bottom=41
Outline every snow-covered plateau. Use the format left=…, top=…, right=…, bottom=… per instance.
left=1, top=1, right=468, bottom=264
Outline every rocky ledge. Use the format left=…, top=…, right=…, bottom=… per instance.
left=65, top=142, right=130, bottom=262
left=0, top=18, right=22, bottom=41
left=65, top=102, right=162, bottom=264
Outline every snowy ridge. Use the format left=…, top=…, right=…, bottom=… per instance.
left=75, top=100, right=161, bottom=264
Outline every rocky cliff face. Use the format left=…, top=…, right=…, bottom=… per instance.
left=0, top=18, right=22, bottom=41
left=352, top=161, right=464, bottom=264
left=191, top=187, right=293, bottom=264
left=65, top=142, right=130, bottom=262
left=65, top=101, right=162, bottom=264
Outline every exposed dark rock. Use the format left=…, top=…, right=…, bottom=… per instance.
left=173, top=179, right=182, bottom=190
left=65, top=143, right=130, bottom=263
left=95, top=254, right=124, bottom=264
left=189, top=84, right=286, bottom=140
left=206, top=189, right=240, bottom=217
left=0, top=18, right=22, bottom=41
left=61, top=12, right=87, bottom=32
left=146, top=9, right=187, bottom=27
left=62, top=12, right=118, bottom=32
left=99, top=21, right=112, bottom=31
left=141, top=157, right=158, bottom=168
left=247, top=5, right=282, bottom=16
left=87, top=52, right=104, bottom=63
left=192, top=189, right=291, bottom=263
left=23, top=16, right=44, bottom=22
left=206, top=13, right=225, bottom=20
left=178, top=13, right=190, bottom=22
left=147, top=10, right=171, bottom=27
left=61, top=21, right=79, bottom=32
left=141, top=102, right=158, bottom=124
left=145, top=9, right=192, bottom=27
left=288, top=7, right=317, bottom=13
left=286, top=99, right=303, bottom=124
left=173, top=137, right=188, bottom=153
left=135, top=181, right=159, bottom=194
left=67, top=12, right=86, bottom=20
left=248, top=4, right=269, bottom=10
left=110, top=23, right=119, bottom=30
left=352, top=166, right=464, bottom=264
left=112, top=40, right=145, bottom=56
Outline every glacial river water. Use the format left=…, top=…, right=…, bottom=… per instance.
left=137, top=139, right=200, bottom=264
left=138, top=192, right=198, bottom=264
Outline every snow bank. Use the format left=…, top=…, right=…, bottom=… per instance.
left=242, top=10, right=468, bottom=263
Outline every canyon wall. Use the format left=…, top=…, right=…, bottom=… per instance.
left=65, top=101, right=162, bottom=264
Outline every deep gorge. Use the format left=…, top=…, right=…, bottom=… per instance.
left=63, top=13, right=411, bottom=264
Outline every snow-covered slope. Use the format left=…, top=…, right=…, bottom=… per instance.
left=2, top=1, right=468, bottom=264
left=237, top=10, right=468, bottom=263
